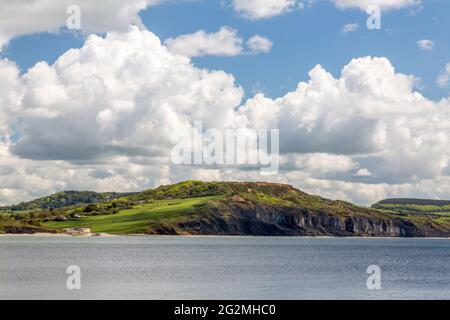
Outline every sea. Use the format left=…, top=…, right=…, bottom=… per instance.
left=0, top=236, right=449, bottom=300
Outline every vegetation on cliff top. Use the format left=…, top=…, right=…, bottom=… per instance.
left=372, top=198, right=450, bottom=215
left=0, top=191, right=135, bottom=212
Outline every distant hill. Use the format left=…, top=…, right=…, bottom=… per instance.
left=374, top=198, right=450, bottom=206
left=1, top=191, right=135, bottom=212
left=372, top=198, right=450, bottom=214
left=2, top=181, right=450, bottom=237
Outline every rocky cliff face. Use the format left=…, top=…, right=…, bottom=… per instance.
left=155, top=200, right=450, bottom=237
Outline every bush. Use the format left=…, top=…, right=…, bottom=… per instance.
left=84, top=204, right=99, bottom=213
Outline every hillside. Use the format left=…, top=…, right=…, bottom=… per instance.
left=372, top=198, right=450, bottom=215
left=0, top=191, right=135, bottom=212
left=2, top=181, right=450, bottom=237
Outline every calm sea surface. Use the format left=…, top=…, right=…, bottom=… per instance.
left=0, top=236, right=449, bottom=300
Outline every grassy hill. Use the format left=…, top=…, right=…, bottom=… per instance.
left=44, top=196, right=222, bottom=234
left=2, top=181, right=450, bottom=237
left=372, top=198, right=450, bottom=216
left=0, top=191, right=134, bottom=212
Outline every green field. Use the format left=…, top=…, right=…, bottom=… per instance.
left=372, top=198, right=450, bottom=216
left=43, top=196, right=222, bottom=234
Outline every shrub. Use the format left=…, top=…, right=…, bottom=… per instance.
left=84, top=204, right=99, bottom=212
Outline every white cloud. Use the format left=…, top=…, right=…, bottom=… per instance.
left=0, top=138, right=171, bottom=205
left=231, top=0, right=298, bottom=20
left=0, top=0, right=159, bottom=50
left=165, top=27, right=273, bottom=57
left=230, top=0, right=418, bottom=20
left=437, top=63, right=450, bottom=88
left=240, top=57, right=425, bottom=156
left=281, top=154, right=359, bottom=174
left=355, top=168, right=372, bottom=177
left=164, top=27, right=244, bottom=57
left=239, top=56, right=450, bottom=192
left=333, top=0, right=421, bottom=11
left=0, top=59, right=24, bottom=137
left=246, top=35, right=273, bottom=54
left=417, top=39, right=434, bottom=51
left=342, top=23, right=359, bottom=34
left=12, top=26, right=244, bottom=163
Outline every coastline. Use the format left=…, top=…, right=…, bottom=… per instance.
left=0, top=232, right=114, bottom=237
left=0, top=232, right=71, bottom=237
left=1, top=233, right=450, bottom=240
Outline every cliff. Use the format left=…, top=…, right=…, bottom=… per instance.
left=152, top=192, right=450, bottom=237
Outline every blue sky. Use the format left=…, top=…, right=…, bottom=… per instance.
left=3, top=0, right=450, bottom=101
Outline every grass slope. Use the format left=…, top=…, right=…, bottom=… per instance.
left=371, top=198, right=450, bottom=230
left=372, top=198, right=450, bottom=215
left=43, top=196, right=222, bottom=234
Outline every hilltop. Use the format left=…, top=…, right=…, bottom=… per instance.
left=0, top=191, right=135, bottom=212
left=1, top=181, right=450, bottom=237
left=372, top=198, right=450, bottom=216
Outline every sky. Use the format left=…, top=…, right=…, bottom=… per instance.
left=0, top=0, right=450, bottom=206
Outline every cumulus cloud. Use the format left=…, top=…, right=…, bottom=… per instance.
left=333, top=0, right=421, bottom=11
left=239, top=56, right=450, bottom=189
left=165, top=27, right=273, bottom=57
left=0, top=138, right=173, bottom=206
left=417, top=39, right=434, bottom=51
left=231, top=0, right=299, bottom=20
left=12, top=26, right=244, bottom=163
left=240, top=57, right=422, bottom=155
left=281, top=154, right=360, bottom=175
left=437, top=63, right=450, bottom=88
left=1, top=27, right=450, bottom=206
left=230, top=0, right=418, bottom=19
left=164, top=26, right=244, bottom=57
left=355, top=168, right=372, bottom=177
left=246, top=35, right=273, bottom=54
left=0, top=59, right=24, bottom=137
left=0, top=0, right=159, bottom=50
